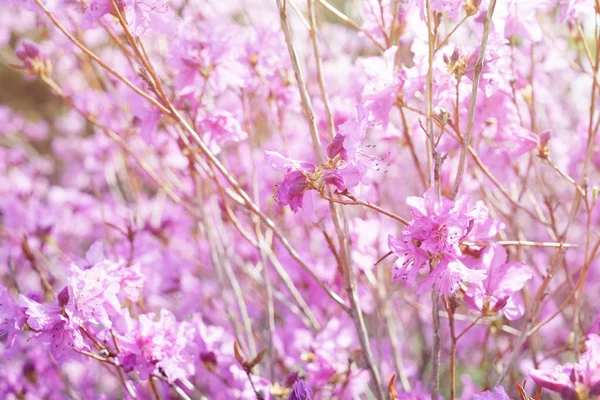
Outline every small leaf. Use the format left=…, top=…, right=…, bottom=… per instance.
left=233, top=340, right=246, bottom=366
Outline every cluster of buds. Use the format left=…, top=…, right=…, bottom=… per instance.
left=444, top=48, right=467, bottom=79
left=464, top=0, right=482, bottom=16
left=12, top=40, right=51, bottom=78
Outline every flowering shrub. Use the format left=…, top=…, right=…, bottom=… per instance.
left=0, top=0, right=599, bottom=399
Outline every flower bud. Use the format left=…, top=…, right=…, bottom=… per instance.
left=288, top=380, right=313, bottom=400
left=57, top=287, right=69, bottom=308
left=464, top=0, right=482, bottom=16
left=327, top=134, right=346, bottom=159
left=492, top=295, right=509, bottom=313
left=14, top=40, right=51, bottom=77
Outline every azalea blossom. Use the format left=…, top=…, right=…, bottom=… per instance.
left=464, top=243, right=532, bottom=320
left=529, top=334, right=600, bottom=400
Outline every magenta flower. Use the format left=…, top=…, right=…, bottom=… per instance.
left=418, top=255, right=486, bottom=295
left=197, top=111, right=248, bottom=154
left=333, top=105, right=382, bottom=187
left=18, top=294, right=87, bottom=359
left=83, top=0, right=175, bottom=36
left=117, top=310, right=195, bottom=383
left=266, top=149, right=348, bottom=216
left=389, top=234, right=429, bottom=286
left=464, top=244, right=532, bottom=320
left=276, top=170, right=312, bottom=213
left=67, top=262, right=121, bottom=328
left=390, top=189, right=488, bottom=295
left=405, top=188, right=470, bottom=257
left=0, top=285, right=25, bottom=347
left=529, top=334, right=600, bottom=400
left=168, top=20, right=244, bottom=98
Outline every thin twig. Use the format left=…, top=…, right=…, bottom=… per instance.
left=316, top=0, right=386, bottom=51
left=276, top=0, right=384, bottom=396
left=308, top=0, right=336, bottom=140
left=33, top=0, right=170, bottom=115
left=451, top=0, right=498, bottom=199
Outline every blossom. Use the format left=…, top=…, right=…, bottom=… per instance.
left=332, top=105, right=382, bottom=187
left=168, top=20, right=244, bottom=98
left=197, top=111, right=248, bottom=154
left=18, top=294, right=87, bottom=359
left=389, top=189, right=489, bottom=295
left=405, top=188, right=470, bottom=257
left=266, top=149, right=348, bottom=215
left=529, top=334, right=600, bottom=399
left=67, top=262, right=121, bottom=327
left=418, top=255, right=486, bottom=295
left=415, top=0, right=465, bottom=21
left=117, top=310, right=195, bottom=383
left=464, top=244, right=532, bottom=320
left=83, top=0, right=176, bottom=36
left=389, top=234, right=429, bottom=286
left=0, top=285, right=25, bottom=347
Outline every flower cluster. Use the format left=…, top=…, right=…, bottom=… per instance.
left=0, top=0, right=598, bottom=398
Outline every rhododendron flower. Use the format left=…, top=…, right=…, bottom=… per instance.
left=529, top=334, right=600, bottom=399
left=197, top=111, right=248, bottom=154
left=83, top=0, right=175, bottom=36
left=3, top=0, right=600, bottom=397
left=117, top=310, right=195, bottom=383
left=416, top=0, right=466, bottom=21
left=390, top=189, right=490, bottom=295
left=18, top=294, right=87, bottom=359
left=464, top=244, right=532, bottom=319
left=0, top=285, right=25, bottom=347
left=330, top=105, right=382, bottom=187
left=266, top=149, right=348, bottom=216
left=419, top=255, right=486, bottom=295
left=405, top=188, right=470, bottom=257
left=168, top=20, right=244, bottom=98
left=389, top=234, right=429, bottom=286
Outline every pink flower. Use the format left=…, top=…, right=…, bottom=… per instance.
left=0, top=285, right=26, bottom=347
left=529, top=334, right=600, bottom=399
left=18, top=295, right=87, bottom=359
left=197, top=111, right=248, bottom=154
left=388, top=234, right=429, bottom=286
left=266, top=149, right=348, bottom=215
left=67, top=262, right=121, bottom=328
left=405, top=188, right=470, bottom=257
left=333, top=105, right=382, bottom=187
left=276, top=170, right=312, bottom=213
left=83, top=0, right=176, bottom=36
left=117, top=310, right=195, bottom=383
left=418, top=255, right=486, bottom=295
left=415, top=0, right=465, bottom=20
left=168, top=20, right=244, bottom=99
left=390, top=189, right=488, bottom=295
left=464, top=244, right=532, bottom=320
left=18, top=294, right=61, bottom=331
